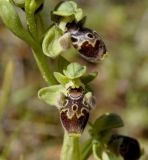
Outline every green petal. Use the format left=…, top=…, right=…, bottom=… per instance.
left=38, top=85, right=65, bottom=106
left=63, top=63, right=86, bottom=79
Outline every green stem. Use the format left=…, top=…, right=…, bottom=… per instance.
left=25, top=0, right=38, bottom=40
left=81, top=139, right=92, bottom=160
left=32, top=46, right=56, bottom=85
left=24, top=0, right=56, bottom=85
left=92, top=141, right=102, bottom=160
left=61, top=132, right=81, bottom=160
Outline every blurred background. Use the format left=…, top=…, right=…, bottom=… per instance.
left=0, top=0, right=148, bottom=159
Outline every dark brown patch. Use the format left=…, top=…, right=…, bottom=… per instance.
left=108, top=135, right=141, bottom=160
left=87, top=33, right=94, bottom=38
left=71, top=36, right=78, bottom=42
left=60, top=108, right=89, bottom=134
left=119, top=137, right=141, bottom=160
left=79, top=41, right=98, bottom=58
left=73, top=44, right=78, bottom=49
left=72, top=105, right=78, bottom=111
left=79, top=39, right=106, bottom=60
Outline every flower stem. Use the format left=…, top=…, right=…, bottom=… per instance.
left=60, top=132, right=81, bottom=160
left=25, top=0, right=38, bottom=40
left=81, top=139, right=92, bottom=160
left=24, top=0, right=56, bottom=85
left=32, top=47, right=56, bottom=85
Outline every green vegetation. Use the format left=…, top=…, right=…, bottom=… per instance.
left=0, top=0, right=147, bottom=159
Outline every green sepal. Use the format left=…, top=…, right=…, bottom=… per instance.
left=84, top=92, right=95, bottom=108
left=42, top=25, right=64, bottom=58
left=63, top=63, right=86, bottom=79
left=90, top=113, right=124, bottom=137
left=54, top=72, right=69, bottom=84
left=51, top=1, right=84, bottom=23
left=81, top=72, right=98, bottom=84
left=38, top=85, right=65, bottom=106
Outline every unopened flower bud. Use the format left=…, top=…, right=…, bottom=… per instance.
left=108, top=134, right=141, bottom=160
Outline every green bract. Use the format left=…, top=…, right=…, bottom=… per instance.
left=90, top=113, right=124, bottom=138
left=81, top=72, right=98, bottom=84
left=63, top=63, right=86, bottom=79
left=38, top=85, right=65, bottom=106
left=42, top=25, right=64, bottom=58
left=54, top=62, right=97, bottom=86
left=51, top=1, right=83, bottom=23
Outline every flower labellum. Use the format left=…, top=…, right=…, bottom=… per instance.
left=59, top=87, right=94, bottom=135
left=66, top=21, right=107, bottom=63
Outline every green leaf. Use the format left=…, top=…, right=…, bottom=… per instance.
left=0, top=0, right=32, bottom=43
left=0, top=0, right=22, bottom=30
left=63, top=63, right=86, bottom=79
left=81, top=72, right=98, bottom=84
left=54, top=72, right=69, bottom=84
left=52, top=1, right=83, bottom=22
left=91, top=113, right=124, bottom=137
left=38, top=85, right=65, bottom=106
left=42, top=25, right=64, bottom=58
